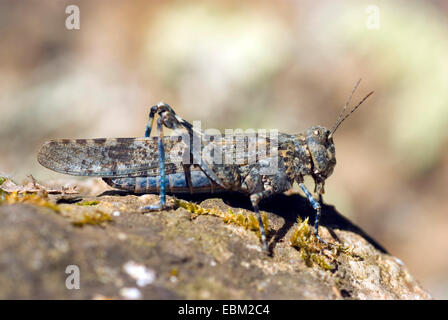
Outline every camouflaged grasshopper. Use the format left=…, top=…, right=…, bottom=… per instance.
left=38, top=79, right=373, bottom=253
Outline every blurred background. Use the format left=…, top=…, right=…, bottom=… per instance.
left=0, top=0, right=447, bottom=298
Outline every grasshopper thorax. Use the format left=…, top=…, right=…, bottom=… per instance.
left=305, top=125, right=336, bottom=194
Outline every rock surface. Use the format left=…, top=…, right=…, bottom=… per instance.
left=0, top=180, right=431, bottom=299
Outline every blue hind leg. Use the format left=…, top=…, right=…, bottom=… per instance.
left=143, top=102, right=194, bottom=198
left=141, top=117, right=166, bottom=211
left=144, top=105, right=158, bottom=138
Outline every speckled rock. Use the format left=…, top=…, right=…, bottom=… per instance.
left=0, top=183, right=431, bottom=299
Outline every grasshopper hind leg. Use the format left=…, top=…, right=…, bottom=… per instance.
left=144, top=105, right=159, bottom=138
left=140, top=102, right=192, bottom=210
left=141, top=117, right=167, bottom=211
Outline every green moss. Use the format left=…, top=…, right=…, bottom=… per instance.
left=76, top=200, right=100, bottom=206
left=0, top=188, right=114, bottom=229
left=290, top=217, right=353, bottom=270
left=0, top=191, right=60, bottom=212
left=176, top=199, right=269, bottom=239
left=170, top=268, right=179, bottom=277
left=0, top=190, right=6, bottom=204
left=72, top=210, right=113, bottom=227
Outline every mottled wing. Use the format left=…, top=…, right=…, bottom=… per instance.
left=37, top=137, right=185, bottom=177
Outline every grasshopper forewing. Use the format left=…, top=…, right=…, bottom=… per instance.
left=38, top=137, right=181, bottom=178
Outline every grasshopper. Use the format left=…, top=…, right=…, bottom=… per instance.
left=37, top=80, right=373, bottom=253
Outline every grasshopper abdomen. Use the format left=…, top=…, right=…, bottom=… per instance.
left=103, top=170, right=227, bottom=194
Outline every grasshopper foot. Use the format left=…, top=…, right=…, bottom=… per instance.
left=315, top=232, right=329, bottom=246
left=262, top=240, right=269, bottom=254
left=140, top=204, right=166, bottom=212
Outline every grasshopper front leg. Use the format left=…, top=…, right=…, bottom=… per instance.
left=298, top=181, right=328, bottom=245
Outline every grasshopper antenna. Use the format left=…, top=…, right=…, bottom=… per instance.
left=329, top=79, right=374, bottom=138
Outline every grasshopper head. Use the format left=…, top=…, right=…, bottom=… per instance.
left=305, top=79, right=374, bottom=194
left=305, top=126, right=336, bottom=194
